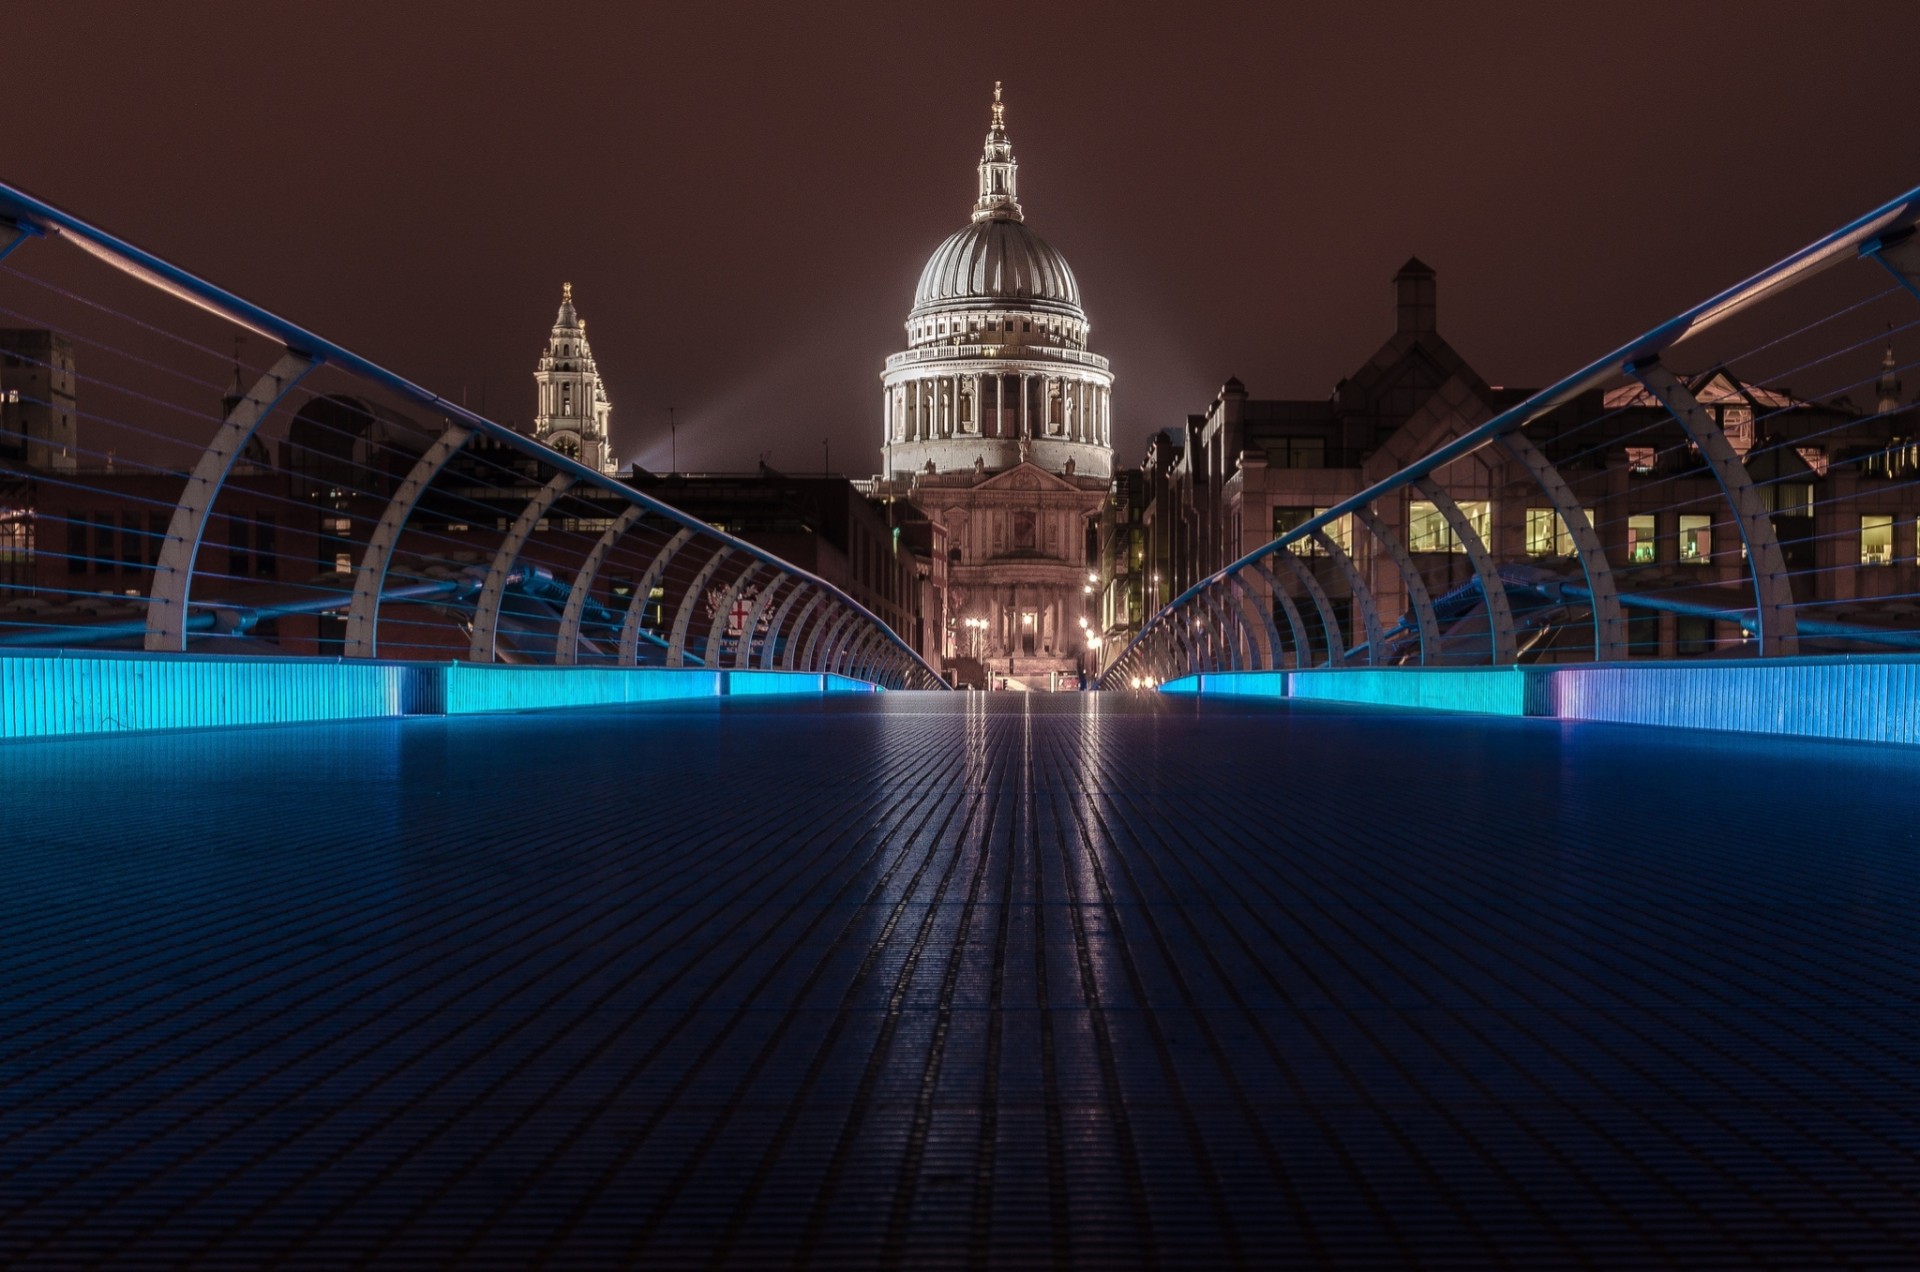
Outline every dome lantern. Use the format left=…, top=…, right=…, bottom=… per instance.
left=974, top=81, right=1022, bottom=224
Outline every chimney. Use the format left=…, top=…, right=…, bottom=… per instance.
left=1395, top=257, right=1436, bottom=334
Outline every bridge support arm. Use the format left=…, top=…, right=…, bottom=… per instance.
left=147, top=350, right=317, bottom=651
left=470, top=471, right=576, bottom=662
left=619, top=527, right=694, bottom=663
left=556, top=504, right=646, bottom=664
left=1353, top=506, right=1439, bottom=665
left=1498, top=431, right=1626, bottom=661
left=1310, top=527, right=1384, bottom=665
left=345, top=421, right=472, bottom=658
left=1272, top=547, right=1346, bottom=667
left=1631, top=361, right=1798, bottom=656
left=1413, top=476, right=1517, bottom=664
left=666, top=546, right=734, bottom=668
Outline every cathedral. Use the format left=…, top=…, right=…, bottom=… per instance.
left=533, top=283, right=618, bottom=475
left=879, top=85, right=1112, bottom=688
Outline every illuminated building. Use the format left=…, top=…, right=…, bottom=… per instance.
left=875, top=85, right=1111, bottom=689
left=532, top=283, right=618, bottom=475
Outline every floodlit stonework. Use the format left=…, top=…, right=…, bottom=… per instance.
left=532, top=283, right=618, bottom=475
left=876, top=85, right=1110, bottom=689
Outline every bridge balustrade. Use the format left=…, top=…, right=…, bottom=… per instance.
left=1105, top=184, right=1920, bottom=720
left=0, top=181, right=944, bottom=704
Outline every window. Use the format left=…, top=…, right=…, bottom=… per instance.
left=1721, top=406, right=1754, bottom=456
left=65, top=513, right=85, bottom=575
left=1271, top=437, right=1325, bottom=469
left=1628, top=515, right=1657, bottom=563
left=120, top=514, right=143, bottom=569
left=1525, top=508, right=1573, bottom=557
left=1861, top=514, right=1895, bottom=566
left=1766, top=483, right=1814, bottom=515
left=1408, top=500, right=1489, bottom=553
left=1676, top=614, right=1714, bottom=656
left=1408, top=501, right=1451, bottom=553
left=1626, top=446, right=1656, bottom=475
left=1678, top=515, right=1711, bottom=565
left=333, top=551, right=353, bottom=574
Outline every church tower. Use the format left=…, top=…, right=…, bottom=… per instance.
left=533, top=283, right=617, bottom=474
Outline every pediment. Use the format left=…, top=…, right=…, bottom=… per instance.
left=976, top=461, right=1078, bottom=493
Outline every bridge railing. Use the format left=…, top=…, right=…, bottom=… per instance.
left=0, top=180, right=944, bottom=692
left=1104, top=184, right=1920, bottom=689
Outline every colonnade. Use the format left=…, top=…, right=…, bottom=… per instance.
left=885, top=372, right=1111, bottom=447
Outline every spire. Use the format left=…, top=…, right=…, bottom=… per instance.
left=555, top=281, right=579, bottom=329
left=973, top=81, right=1022, bottom=223
left=1878, top=338, right=1903, bottom=416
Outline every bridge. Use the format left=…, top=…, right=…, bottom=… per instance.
left=3, top=180, right=1920, bottom=1266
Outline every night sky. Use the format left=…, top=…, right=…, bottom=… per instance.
left=8, top=1, right=1915, bottom=474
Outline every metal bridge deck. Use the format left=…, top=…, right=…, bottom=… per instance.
left=2, top=694, right=1918, bottom=1268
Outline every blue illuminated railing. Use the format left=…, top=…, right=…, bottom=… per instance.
left=0, top=178, right=945, bottom=692
left=1104, top=184, right=1920, bottom=693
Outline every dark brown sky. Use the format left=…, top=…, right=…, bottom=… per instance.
left=8, top=1, right=1915, bottom=474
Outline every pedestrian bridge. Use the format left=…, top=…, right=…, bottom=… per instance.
left=5, top=174, right=1920, bottom=1265
left=4, top=691, right=1917, bottom=1267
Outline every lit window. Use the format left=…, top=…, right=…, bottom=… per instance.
left=1626, top=447, right=1656, bottom=474
left=1678, top=515, right=1711, bottom=564
left=1525, top=508, right=1571, bottom=557
left=327, top=517, right=351, bottom=534
left=1408, top=500, right=1488, bottom=554
left=1408, top=501, right=1451, bottom=553
left=1628, top=515, right=1657, bottom=563
left=1862, top=514, right=1895, bottom=566
left=333, top=551, right=352, bottom=573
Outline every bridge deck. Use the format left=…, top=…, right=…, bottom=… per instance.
left=2, top=694, right=1917, bottom=1268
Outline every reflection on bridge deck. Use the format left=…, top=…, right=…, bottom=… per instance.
left=2, top=694, right=1916, bottom=1266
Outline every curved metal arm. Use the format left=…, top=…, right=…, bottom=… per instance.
left=1632, top=362, right=1798, bottom=656
left=1498, top=431, right=1626, bottom=661
left=1413, top=476, right=1516, bottom=664
left=1227, top=574, right=1281, bottom=669
left=345, top=421, right=472, bottom=658
left=736, top=576, right=795, bottom=670
left=666, top=545, right=733, bottom=668
left=146, top=351, right=317, bottom=651
left=1271, top=547, right=1345, bottom=667
left=1311, top=527, right=1384, bottom=665
left=619, top=527, right=693, bottom=663
left=1247, top=560, right=1311, bottom=670
left=702, top=563, right=762, bottom=668
left=556, top=503, right=646, bottom=665
left=770, top=590, right=823, bottom=670
left=804, top=608, right=851, bottom=672
left=1200, top=587, right=1240, bottom=672
left=470, top=471, right=576, bottom=662
left=1353, top=506, right=1439, bottom=665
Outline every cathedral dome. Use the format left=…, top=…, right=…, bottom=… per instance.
left=911, top=218, right=1082, bottom=318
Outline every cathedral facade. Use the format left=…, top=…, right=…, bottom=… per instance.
left=533, top=283, right=618, bottom=475
left=879, top=86, right=1112, bottom=688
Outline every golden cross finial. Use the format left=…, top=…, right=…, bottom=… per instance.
left=991, top=81, right=1004, bottom=128
left=562, top=281, right=573, bottom=302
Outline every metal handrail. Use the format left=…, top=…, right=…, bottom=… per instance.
left=0, top=178, right=946, bottom=689
left=1105, top=182, right=1920, bottom=684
